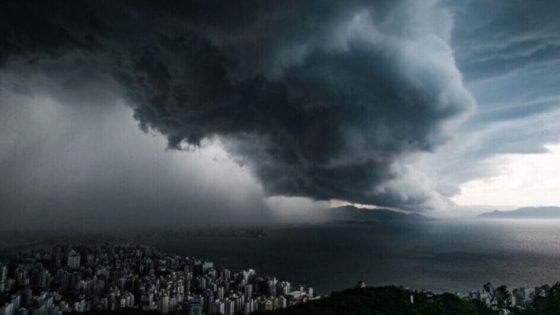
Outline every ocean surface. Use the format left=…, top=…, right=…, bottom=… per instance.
left=145, top=220, right=560, bottom=294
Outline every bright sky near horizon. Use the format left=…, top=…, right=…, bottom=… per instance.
left=452, top=145, right=560, bottom=208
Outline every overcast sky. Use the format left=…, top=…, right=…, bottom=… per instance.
left=1, top=0, right=560, bottom=229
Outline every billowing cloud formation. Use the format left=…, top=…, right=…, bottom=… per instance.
left=423, top=0, right=560, bottom=206
left=0, top=0, right=474, bottom=210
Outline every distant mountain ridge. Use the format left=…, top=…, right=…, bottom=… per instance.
left=326, top=206, right=434, bottom=223
left=478, top=206, right=560, bottom=219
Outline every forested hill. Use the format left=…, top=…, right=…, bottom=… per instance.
left=253, top=286, right=495, bottom=315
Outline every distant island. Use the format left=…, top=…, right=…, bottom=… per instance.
left=325, top=206, right=434, bottom=223
left=478, top=206, right=560, bottom=219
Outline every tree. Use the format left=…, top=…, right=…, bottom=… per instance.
left=495, top=285, right=511, bottom=308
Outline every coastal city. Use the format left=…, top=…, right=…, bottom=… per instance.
left=0, top=244, right=317, bottom=315
left=0, top=243, right=556, bottom=315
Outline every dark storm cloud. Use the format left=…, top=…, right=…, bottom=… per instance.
left=0, top=0, right=474, bottom=210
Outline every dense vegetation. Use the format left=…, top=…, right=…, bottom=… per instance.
left=514, top=283, right=560, bottom=315
left=254, top=286, right=496, bottom=315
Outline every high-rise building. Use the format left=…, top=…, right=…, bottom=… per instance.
left=267, top=279, right=277, bottom=297
left=243, top=300, right=251, bottom=315
left=187, top=302, right=202, bottom=315
left=67, top=250, right=81, bottom=270
left=278, top=281, right=290, bottom=296
left=210, top=299, right=224, bottom=314
left=0, top=302, right=14, bottom=315
left=202, top=262, right=214, bottom=273
left=0, top=264, right=7, bottom=292
left=198, top=277, right=206, bottom=290
left=278, top=296, right=288, bottom=309
left=224, top=299, right=235, bottom=315
left=37, top=270, right=50, bottom=289
left=159, top=294, right=169, bottom=314
left=264, top=299, right=274, bottom=311
left=307, top=287, right=314, bottom=298
left=244, top=284, right=253, bottom=298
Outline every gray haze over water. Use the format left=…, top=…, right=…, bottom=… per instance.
left=145, top=220, right=560, bottom=294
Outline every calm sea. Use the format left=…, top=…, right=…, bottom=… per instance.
left=145, top=220, right=560, bottom=294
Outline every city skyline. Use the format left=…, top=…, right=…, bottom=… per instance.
left=0, top=243, right=315, bottom=315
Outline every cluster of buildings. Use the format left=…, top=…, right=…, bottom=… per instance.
left=464, top=283, right=552, bottom=314
left=0, top=244, right=317, bottom=315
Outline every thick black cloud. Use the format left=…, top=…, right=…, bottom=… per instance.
left=0, top=0, right=473, bottom=209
